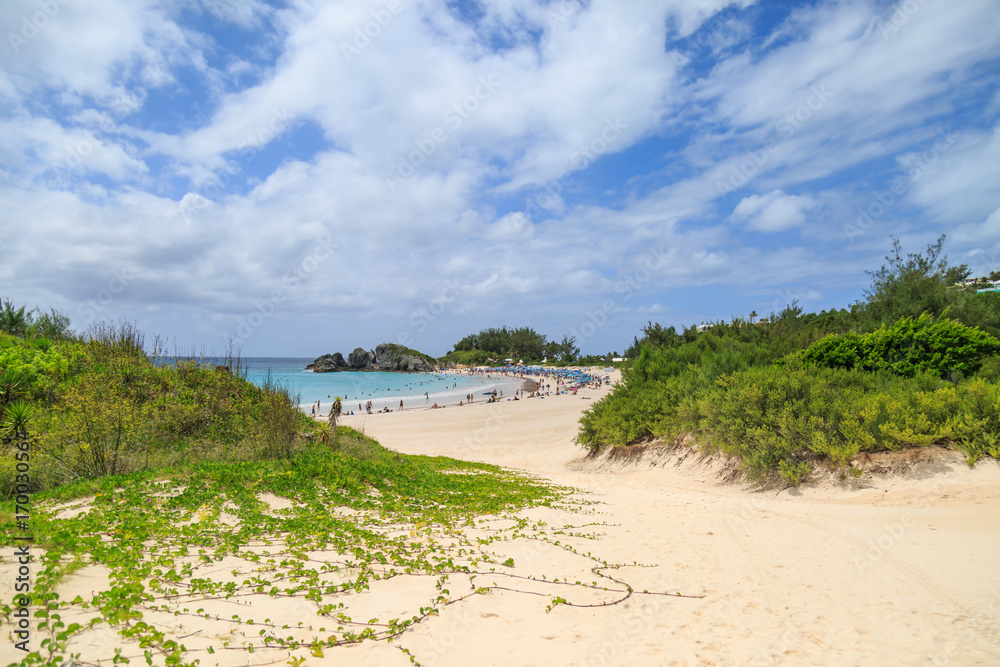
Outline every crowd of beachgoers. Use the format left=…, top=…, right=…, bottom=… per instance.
left=459, top=364, right=613, bottom=398
left=309, top=365, right=615, bottom=419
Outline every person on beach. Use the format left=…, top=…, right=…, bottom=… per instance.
left=399, top=399, right=404, bottom=410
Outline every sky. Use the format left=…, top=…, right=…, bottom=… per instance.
left=1, top=0, right=999, bottom=358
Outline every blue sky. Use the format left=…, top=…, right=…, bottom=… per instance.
left=2, top=0, right=999, bottom=357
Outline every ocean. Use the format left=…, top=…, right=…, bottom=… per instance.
left=239, top=357, right=520, bottom=413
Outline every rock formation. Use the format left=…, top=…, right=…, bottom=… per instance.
left=348, top=347, right=374, bottom=369
left=307, top=343, right=435, bottom=373
left=305, top=352, right=348, bottom=372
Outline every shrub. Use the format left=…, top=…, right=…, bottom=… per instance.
left=801, top=314, right=1000, bottom=379
left=672, top=361, right=1000, bottom=483
left=975, top=355, right=1000, bottom=383
left=1, top=326, right=307, bottom=496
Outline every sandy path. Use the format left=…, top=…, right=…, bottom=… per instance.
left=4, top=373, right=998, bottom=666
left=341, top=374, right=1000, bottom=666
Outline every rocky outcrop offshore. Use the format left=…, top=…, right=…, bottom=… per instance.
left=308, top=352, right=348, bottom=372
left=348, top=347, right=374, bottom=369
left=306, top=343, right=436, bottom=373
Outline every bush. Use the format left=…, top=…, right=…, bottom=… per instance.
left=1, top=327, right=308, bottom=497
left=673, top=361, right=1000, bottom=482
left=579, top=237, right=1000, bottom=484
left=581, top=337, right=1000, bottom=485
left=801, top=314, right=1000, bottom=379
left=974, top=355, right=1000, bottom=383
left=577, top=318, right=828, bottom=451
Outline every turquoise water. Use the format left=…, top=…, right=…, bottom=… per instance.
left=241, top=358, right=518, bottom=412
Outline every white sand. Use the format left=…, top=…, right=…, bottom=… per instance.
left=4, top=369, right=999, bottom=666
left=342, top=371, right=1000, bottom=666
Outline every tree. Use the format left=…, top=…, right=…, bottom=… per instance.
left=0, top=299, right=75, bottom=340
left=330, top=396, right=342, bottom=430
left=624, top=336, right=642, bottom=359
left=453, top=333, right=479, bottom=351
left=452, top=326, right=547, bottom=361
left=864, top=235, right=969, bottom=326
left=0, top=299, right=32, bottom=338
left=861, top=235, right=1000, bottom=338
left=509, top=327, right=545, bottom=360
left=32, top=307, right=74, bottom=340
left=558, top=335, right=579, bottom=362
left=643, top=322, right=683, bottom=348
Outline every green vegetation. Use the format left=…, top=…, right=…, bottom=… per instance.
left=374, top=342, right=437, bottom=368
left=0, top=320, right=305, bottom=497
left=442, top=348, right=496, bottom=366
left=0, top=298, right=74, bottom=341
left=393, top=344, right=436, bottom=367
left=864, top=236, right=1000, bottom=337
left=446, top=326, right=580, bottom=363
left=798, top=314, right=1000, bottom=379
left=580, top=236, right=1000, bottom=485
left=2, top=427, right=588, bottom=665
left=2, top=311, right=698, bottom=664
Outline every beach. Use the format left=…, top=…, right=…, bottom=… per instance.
left=5, top=368, right=1000, bottom=666
left=340, top=368, right=1000, bottom=666
left=299, top=368, right=526, bottom=416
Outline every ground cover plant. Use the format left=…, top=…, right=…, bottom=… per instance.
left=1, top=428, right=700, bottom=665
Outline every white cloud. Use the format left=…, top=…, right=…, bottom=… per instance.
left=907, top=123, right=1000, bottom=224
left=1, top=0, right=999, bottom=356
left=484, top=212, right=533, bottom=241
left=0, top=0, right=204, bottom=103
left=0, top=115, right=146, bottom=182
left=732, top=190, right=815, bottom=232
left=149, top=0, right=758, bottom=194
left=688, top=0, right=1000, bottom=196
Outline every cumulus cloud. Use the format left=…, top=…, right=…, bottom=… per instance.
left=1, top=0, right=998, bottom=355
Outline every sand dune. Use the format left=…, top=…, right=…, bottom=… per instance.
left=5, top=371, right=999, bottom=666
left=342, top=372, right=1000, bottom=666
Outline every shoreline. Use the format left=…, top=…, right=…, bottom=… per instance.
left=296, top=368, right=523, bottom=415
left=317, top=366, right=610, bottom=417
